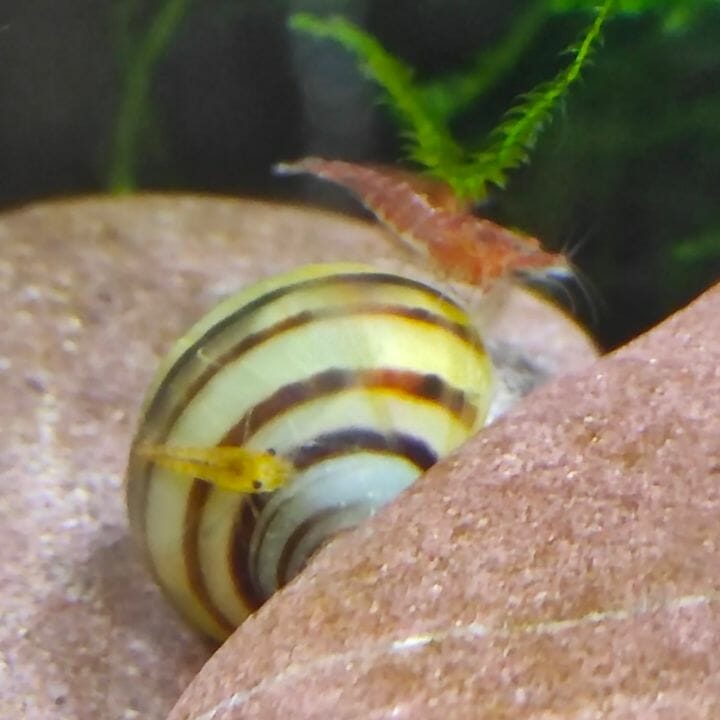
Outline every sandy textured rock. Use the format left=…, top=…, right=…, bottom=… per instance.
left=0, top=196, right=595, bottom=720
left=168, top=281, right=720, bottom=719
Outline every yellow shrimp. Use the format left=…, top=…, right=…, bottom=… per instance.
left=137, top=443, right=294, bottom=494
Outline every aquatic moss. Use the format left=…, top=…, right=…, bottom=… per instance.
left=290, top=1, right=613, bottom=199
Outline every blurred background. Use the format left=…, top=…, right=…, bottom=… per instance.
left=0, top=0, right=719, bottom=349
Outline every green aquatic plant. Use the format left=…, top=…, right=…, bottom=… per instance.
left=109, top=0, right=193, bottom=193
left=290, top=0, right=614, bottom=200
left=108, top=0, right=614, bottom=197
left=105, top=0, right=712, bottom=195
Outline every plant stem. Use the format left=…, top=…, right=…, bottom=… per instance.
left=108, top=0, right=192, bottom=193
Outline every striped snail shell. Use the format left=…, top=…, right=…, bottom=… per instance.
left=126, top=263, right=494, bottom=640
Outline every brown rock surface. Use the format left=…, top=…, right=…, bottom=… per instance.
left=0, top=196, right=595, bottom=719
left=168, top=284, right=720, bottom=719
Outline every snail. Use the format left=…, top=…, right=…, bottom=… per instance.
left=126, top=263, right=495, bottom=640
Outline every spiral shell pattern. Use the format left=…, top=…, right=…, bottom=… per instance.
left=126, top=264, right=494, bottom=640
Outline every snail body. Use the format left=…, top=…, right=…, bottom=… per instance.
left=126, top=263, right=494, bottom=640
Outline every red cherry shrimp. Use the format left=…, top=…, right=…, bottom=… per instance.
left=275, top=158, right=571, bottom=291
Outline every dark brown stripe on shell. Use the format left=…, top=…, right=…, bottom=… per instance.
left=228, top=496, right=268, bottom=610
left=142, top=272, right=466, bottom=433
left=249, top=428, right=437, bottom=591
left=169, top=302, right=481, bottom=446
left=182, top=480, right=236, bottom=635
left=274, top=503, right=368, bottom=589
left=287, top=428, right=438, bottom=471
left=222, top=367, right=478, bottom=446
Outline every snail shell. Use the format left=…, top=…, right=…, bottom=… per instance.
left=126, top=263, right=494, bottom=640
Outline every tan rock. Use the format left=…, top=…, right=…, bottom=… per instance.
left=168, top=283, right=720, bottom=717
left=0, top=196, right=595, bottom=719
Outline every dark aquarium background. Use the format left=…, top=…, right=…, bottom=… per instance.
left=1, top=0, right=719, bottom=349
